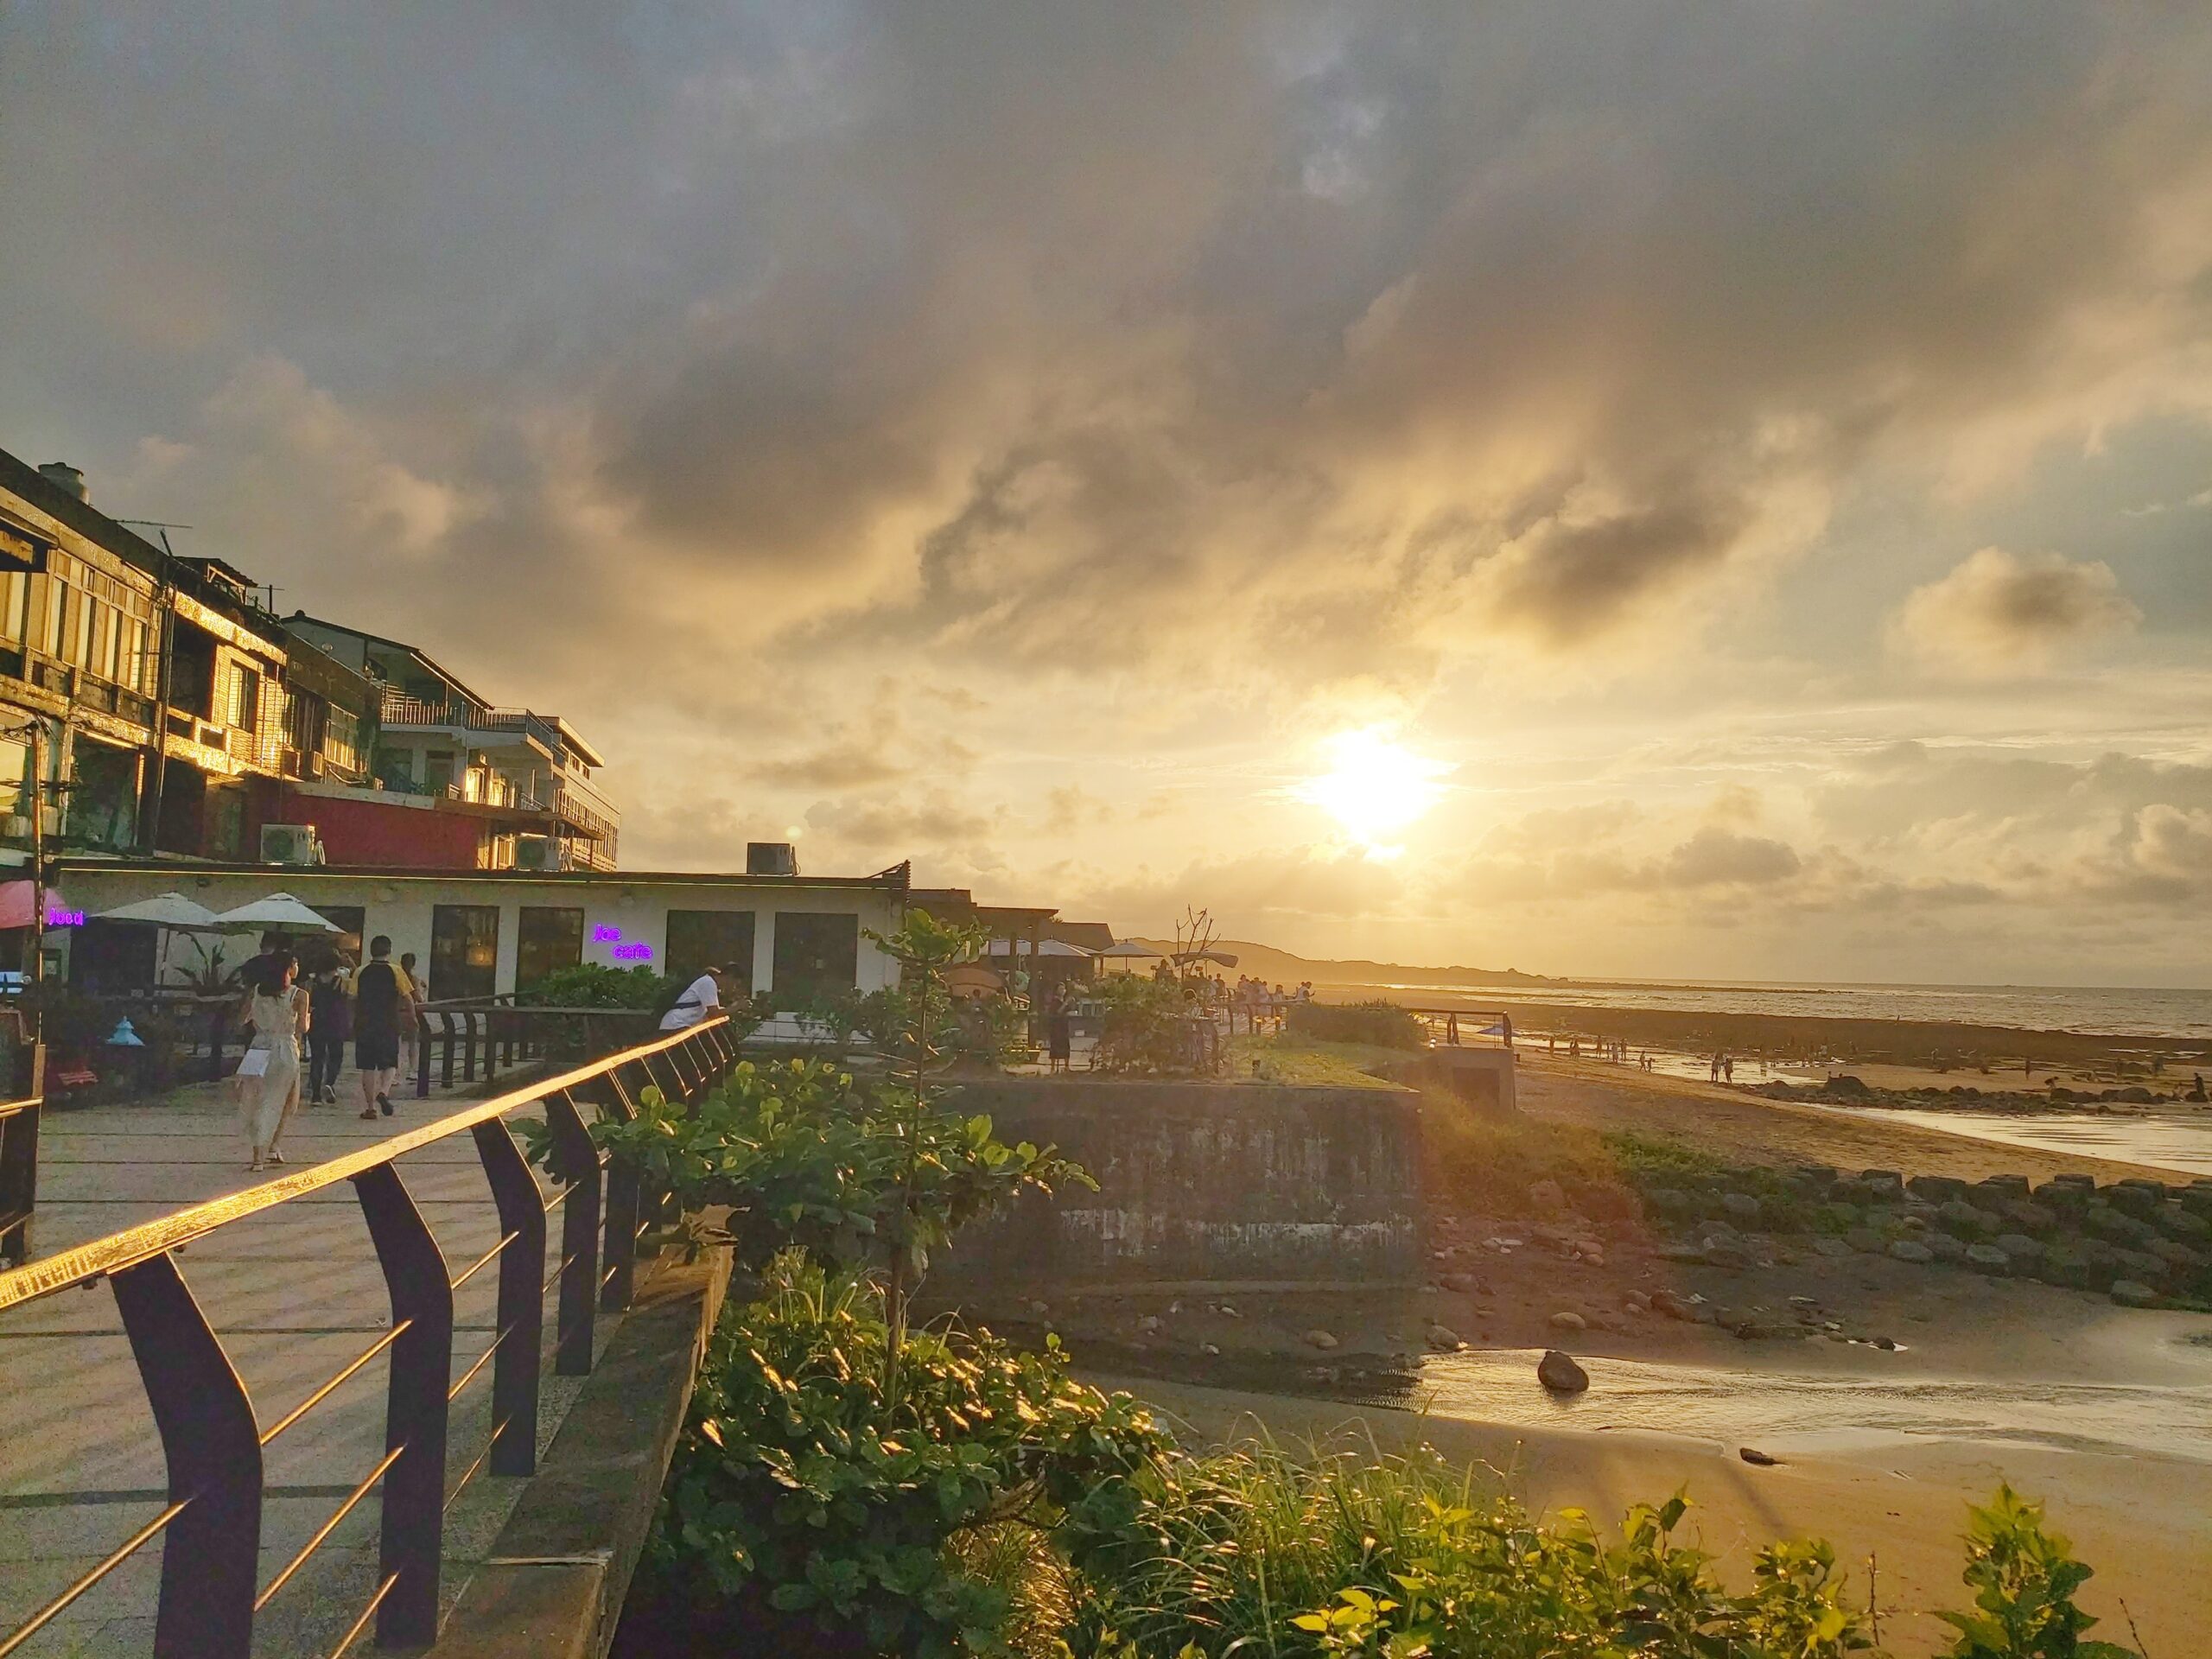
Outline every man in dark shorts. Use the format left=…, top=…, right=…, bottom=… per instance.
left=349, top=934, right=411, bottom=1119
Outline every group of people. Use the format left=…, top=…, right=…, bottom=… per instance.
left=232, top=930, right=425, bottom=1171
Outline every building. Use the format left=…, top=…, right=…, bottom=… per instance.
left=285, top=615, right=619, bottom=871
left=0, top=450, right=376, bottom=883
left=52, top=855, right=908, bottom=1004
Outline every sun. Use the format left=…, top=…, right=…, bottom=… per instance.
left=1296, top=727, right=1451, bottom=853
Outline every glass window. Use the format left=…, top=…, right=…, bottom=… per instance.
left=430, top=904, right=500, bottom=1001
left=38, top=575, right=67, bottom=658
left=772, top=912, right=860, bottom=1005
left=0, top=571, right=28, bottom=642
left=229, top=664, right=261, bottom=730
left=517, top=906, right=584, bottom=990
left=664, top=909, right=755, bottom=992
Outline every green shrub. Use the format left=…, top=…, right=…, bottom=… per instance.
left=648, top=1256, right=1168, bottom=1658
left=1937, top=1484, right=2139, bottom=1658
left=1093, top=974, right=1209, bottom=1075
left=516, top=962, right=671, bottom=1009
left=1286, top=1000, right=1427, bottom=1050
left=1058, top=1437, right=1873, bottom=1658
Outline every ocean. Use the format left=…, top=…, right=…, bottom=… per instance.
left=1345, top=978, right=2212, bottom=1039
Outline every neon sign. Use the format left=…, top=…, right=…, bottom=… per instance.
left=44, top=908, right=85, bottom=927
left=594, top=922, right=652, bottom=962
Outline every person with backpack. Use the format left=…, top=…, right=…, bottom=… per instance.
left=350, top=936, right=416, bottom=1119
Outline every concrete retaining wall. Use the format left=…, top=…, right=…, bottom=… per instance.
left=938, top=1079, right=1425, bottom=1287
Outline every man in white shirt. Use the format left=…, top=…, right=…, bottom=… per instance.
left=659, top=965, right=728, bottom=1031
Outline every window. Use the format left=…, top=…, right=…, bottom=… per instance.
left=327, top=707, right=365, bottom=776
left=664, top=909, right=754, bottom=992
left=39, top=575, right=67, bottom=658
left=423, top=750, right=455, bottom=793
left=311, top=905, right=366, bottom=966
left=0, top=571, right=29, bottom=643
left=517, top=906, right=583, bottom=990
left=430, top=905, right=500, bottom=1001
left=772, top=912, right=860, bottom=1006
left=229, top=664, right=261, bottom=730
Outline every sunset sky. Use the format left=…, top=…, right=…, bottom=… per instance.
left=3, top=5, right=2209, bottom=987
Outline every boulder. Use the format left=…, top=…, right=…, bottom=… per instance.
left=1137, top=1315, right=1163, bottom=1336
left=1993, top=1234, right=2046, bottom=1268
left=1888, top=1239, right=1936, bottom=1264
left=2110, top=1281, right=2160, bottom=1309
left=1425, top=1323, right=1464, bottom=1351
left=1818, top=1201, right=1864, bottom=1231
left=1832, top=1178, right=1877, bottom=1206
left=1700, top=1238, right=1755, bottom=1270
left=2113, top=1249, right=2171, bottom=1285
left=1845, top=1227, right=1887, bottom=1253
left=1649, top=1289, right=1700, bottom=1321
left=2159, top=1209, right=2211, bottom=1243
left=2033, top=1178, right=2093, bottom=1211
left=1538, top=1349, right=1590, bottom=1392
left=2113, top=1086, right=2157, bottom=1104
left=1810, top=1236, right=1854, bottom=1258
left=1923, top=1233, right=1968, bottom=1263
left=1720, top=1192, right=1764, bottom=1221
left=1999, top=1199, right=2058, bottom=1235
left=1860, top=1170, right=1904, bottom=1200
left=1738, top=1446, right=1782, bottom=1466
left=1303, top=1329, right=1339, bottom=1351
left=1964, top=1243, right=2012, bottom=1273
left=1937, top=1199, right=1997, bottom=1238
left=2106, top=1182, right=2164, bottom=1219
left=1792, top=1165, right=1839, bottom=1192
left=1974, top=1174, right=2033, bottom=1203
left=1548, top=1310, right=1587, bottom=1332
left=2147, top=1238, right=2206, bottom=1271
left=1826, top=1074, right=1872, bottom=1098
left=1907, top=1174, right=1970, bottom=1205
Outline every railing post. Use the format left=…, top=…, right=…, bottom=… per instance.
left=351, top=1164, right=454, bottom=1649
left=415, top=1011, right=432, bottom=1099
left=111, top=1250, right=262, bottom=1659
left=441, top=1014, right=459, bottom=1090
left=0, top=1100, right=39, bottom=1267
left=470, top=1118, right=545, bottom=1477
left=591, top=1076, right=641, bottom=1313
left=545, top=1090, right=601, bottom=1375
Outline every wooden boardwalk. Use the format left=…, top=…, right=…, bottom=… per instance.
left=0, top=1077, right=609, bottom=1657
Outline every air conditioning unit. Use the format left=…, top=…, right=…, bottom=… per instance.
left=260, top=823, right=324, bottom=866
left=513, top=834, right=555, bottom=871
left=747, top=840, right=799, bottom=875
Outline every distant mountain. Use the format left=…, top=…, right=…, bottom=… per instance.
left=1128, top=938, right=1560, bottom=988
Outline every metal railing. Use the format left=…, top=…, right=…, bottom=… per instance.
left=0, top=1015, right=738, bottom=1659
left=0, top=1095, right=39, bottom=1267
left=410, top=1001, right=664, bottom=1096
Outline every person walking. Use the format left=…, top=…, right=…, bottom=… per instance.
left=238, top=952, right=308, bottom=1172
left=352, top=936, right=410, bottom=1119
left=306, top=960, right=352, bottom=1104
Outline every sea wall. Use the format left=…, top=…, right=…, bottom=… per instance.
left=937, top=1079, right=1424, bottom=1287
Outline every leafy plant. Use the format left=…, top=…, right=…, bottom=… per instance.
left=1936, top=1485, right=2139, bottom=1659
left=1091, top=972, right=1207, bottom=1076
left=1286, top=1000, right=1426, bottom=1050
left=516, top=962, right=671, bottom=1009
left=647, top=1255, right=1168, bottom=1659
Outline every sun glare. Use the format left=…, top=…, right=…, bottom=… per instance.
left=1297, top=728, right=1450, bottom=853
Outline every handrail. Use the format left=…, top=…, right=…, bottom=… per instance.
left=0, top=1020, right=718, bottom=1313
left=0, top=1015, right=735, bottom=1657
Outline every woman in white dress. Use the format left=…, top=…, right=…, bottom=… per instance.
left=238, top=952, right=309, bottom=1172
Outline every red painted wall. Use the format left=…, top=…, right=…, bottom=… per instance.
left=265, top=792, right=487, bottom=869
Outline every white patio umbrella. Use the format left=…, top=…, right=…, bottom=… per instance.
left=210, top=893, right=344, bottom=932
left=1092, top=940, right=1161, bottom=959
left=985, top=938, right=1095, bottom=957
left=91, top=892, right=224, bottom=930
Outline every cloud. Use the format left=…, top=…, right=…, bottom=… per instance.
left=1891, top=548, right=2141, bottom=671
left=1661, top=827, right=1802, bottom=888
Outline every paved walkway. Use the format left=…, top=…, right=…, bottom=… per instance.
left=0, top=1072, right=617, bottom=1657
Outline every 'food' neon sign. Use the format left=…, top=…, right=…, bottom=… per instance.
left=44, top=909, right=84, bottom=927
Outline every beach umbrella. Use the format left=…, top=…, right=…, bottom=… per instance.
left=211, top=893, right=343, bottom=933
left=91, top=892, right=225, bottom=930
left=1172, top=949, right=1239, bottom=968
left=0, top=880, right=65, bottom=931
left=1093, top=940, right=1161, bottom=959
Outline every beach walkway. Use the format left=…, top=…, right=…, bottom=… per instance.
left=0, top=1076, right=597, bottom=1657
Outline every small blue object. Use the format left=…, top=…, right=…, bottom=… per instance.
left=109, top=1016, right=145, bottom=1048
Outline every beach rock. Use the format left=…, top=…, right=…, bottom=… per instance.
left=2159, top=1209, right=2211, bottom=1243
left=1624, top=1290, right=1652, bottom=1312
left=2110, top=1281, right=2160, bottom=1309
left=1792, top=1165, right=1839, bottom=1192
left=2107, top=1181, right=2165, bottom=1218
left=1137, top=1315, right=1163, bottom=1336
left=2147, top=1238, right=2207, bottom=1270
left=1937, top=1199, right=1998, bottom=1238
left=1538, top=1350, right=1590, bottom=1393
left=1649, top=1289, right=1700, bottom=1321
left=1200, top=1342, right=1222, bottom=1357
left=1832, top=1178, right=1876, bottom=1206
left=1888, top=1239, right=1936, bottom=1264
left=1303, top=1329, right=1339, bottom=1351
left=1826, top=1075, right=1872, bottom=1098
left=1549, top=1310, right=1587, bottom=1332
left=1923, top=1233, right=1967, bottom=1263
left=2000, top=1199, right=2058, bottom=1235
left=1976, top=1175, right=2033, bottom=1203
left=1818, top=1201, right=1863, bottom=1231
left=1810, top=1236, right=1853, bottom=1258
left=1700, top=1238, right=1754, bottom=1270
left=1908, top=1175, right=1970, bottom=1205
left=1425, top=1324, right=1464, bottom=1351
left=2033, top=1179, right=2093, bottom=1211
left=1861, top=1170, right=1904, bottom=1200
left=1845, top=1228, right=1886, bottom=1253
left=1657, top=1244, right=1710, bottom=1264
left=2035, top=1248, right=2096, bottom=1290
left=1438, top=1272, right=1482, bottom=1294
left=1964, top=1243, right=2012, bottom=1273
left=1738, top=1446, right=1782, bottom=1466
left=1993, top=1234, right=2046, bottom=1268
left=1720, top=1192, right=1764, bottom=1221
left=2113, top=1249, right=2170, bottom=1285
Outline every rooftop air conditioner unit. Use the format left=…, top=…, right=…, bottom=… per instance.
left=260, top=823, right=323, bottom=866
left=513, top=834, right=554, bottom=871
left=746, top=841, right=798, bottom=876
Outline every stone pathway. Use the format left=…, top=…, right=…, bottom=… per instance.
left=0, top=1073, right=618, bottom=1657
